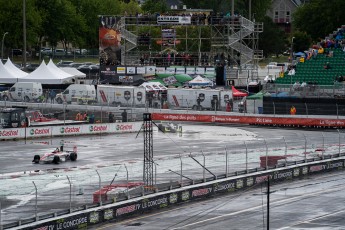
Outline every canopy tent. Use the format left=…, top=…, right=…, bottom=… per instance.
left=18, top=61, right=74, bottom=84
left=4, top=59, right=28, bottom=78
left=0, top=59, right=18, bottom=84
left=59, top=67, right=86, bottom=78
left=232, top=86, right=248, bottom=97
left=140, top=82, right=167, bottom=91
left=47, top=59, right=75, bottom=79
left=188, top=75, right=213, bottom=86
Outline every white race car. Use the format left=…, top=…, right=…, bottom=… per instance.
left=32, top=146, right=78, bottom=164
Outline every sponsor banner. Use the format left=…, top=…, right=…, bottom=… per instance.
left=89, top=125, right=108, bottom=133
left=146, top=66, right=156, bottom=75
left=127, top=67, right=136, bottom=74
left=0, top=128, right=23, bottom=139
left=175, top=67, right=185, bottom=74
left=166, top=67, right=175, bottom=74
left=156, top=67, right=166, bottom=74
left=29, top=127, right=51, bottom=137
left=113, top=122, right=141, bottom=133
left=308, top=160, right=344, bottom=174
left=191, top=187, right=213, bottom=199
left=117, top=67, right=126, bottom=74
left=186, top=67, right=195, bottom=74
left=205, top=67, right=215, bottom=74
left=52, top=126, right=83, bottom=136
left=214, top=181, right=236, bottom=193
left=32, top=213, right=88, bottom=230
left=136, top=67, right=146, bottom=74
left=119, top=76, right=133, bottom=83
left=196, top=67, right=205, bottom=74
left=151, top=113, right=345, bottom=128
left=157, top=16, right=191, bottom=24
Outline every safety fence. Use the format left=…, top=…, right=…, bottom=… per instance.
left=1, top=131, right=345, bottom=229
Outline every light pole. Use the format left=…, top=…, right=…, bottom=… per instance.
left=1, top=32, right=9, bottom=60
left=290, top=37, right=295, bottom=64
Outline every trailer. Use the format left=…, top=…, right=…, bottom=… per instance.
left=97, top=85, right=146, bottom=107
left=167, top=88, right=232, bottom=111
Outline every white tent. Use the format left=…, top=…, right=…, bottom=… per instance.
left=0, top=59, right=18, bottom=84
left=19, top=60, right=74, bottom=84
left=60, top=67, right=86, bottom=78
left=188, top=75, right=213, bottom=86
left=47, top=59, right=75, bottom=79
left=4, top=59, right=28, bottom=78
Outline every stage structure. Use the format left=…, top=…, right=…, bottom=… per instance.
left=99, top=14, right=263, bottom=87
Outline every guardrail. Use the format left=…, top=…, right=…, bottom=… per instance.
left=6, top=153, right=345, bottom=230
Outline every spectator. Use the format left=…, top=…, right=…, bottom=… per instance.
left=49, top=90, right=56, bottom=103
left=75, top=112, right=81, bottom=121
left=324, top=62, right=331, bottom=69
left=109, top=112, right=114, bottom=123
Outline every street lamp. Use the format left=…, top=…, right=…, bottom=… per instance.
left=290, top=37, right=295, bottom=63
left=1, top=32, right=9, bottom=60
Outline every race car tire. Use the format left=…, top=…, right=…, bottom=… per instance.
left=69, top=153, right=77, bottom=161
left=52, top=155, right=60, bottom=164
left=32, top=155, right=40, bottom=164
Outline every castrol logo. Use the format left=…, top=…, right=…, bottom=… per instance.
left=60, top=127, right=81, bottom=134
left=89, top=125, right=108, bottom=132
left=0, top=130, right=19, bottom=137
left=116, top=124, right=133, bottom=131
left=30, top=128, right=50, bottom=135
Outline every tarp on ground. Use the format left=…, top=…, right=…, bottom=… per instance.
left=0, top=59, right=18, bottom=84
left=4, top=59, right=28, bottom=79
left=232, top=86, right=248, bottom=97
left=18, top=61, right=73, bottom=84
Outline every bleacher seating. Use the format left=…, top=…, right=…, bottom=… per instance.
left=275, top=48, right=345, bottom=85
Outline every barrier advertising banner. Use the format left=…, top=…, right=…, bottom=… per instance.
left=151, top=113, right=345, bottom=128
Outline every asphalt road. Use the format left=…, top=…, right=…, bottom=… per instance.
left=0, top=124, right=344, bottom=226
left=92, top=170, right=345, bottom=230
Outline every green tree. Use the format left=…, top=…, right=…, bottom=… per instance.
left=293, top=0, right=345, bottom=42
left=291, top=31, right=312, bottom=53
left=259, top=16, right=287, bottom=58
left=141, top=0, right=168, bottom=14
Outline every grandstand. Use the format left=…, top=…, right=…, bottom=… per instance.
left=275, top=48, right=345, bottom=86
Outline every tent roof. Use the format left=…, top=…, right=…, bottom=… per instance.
left=4, top=59, right=28, bottom=78
left=19, top=61, right=73, bottom=84
left=60, top=67, right=86, bottom=78
left=231, top=86, right=248, bottom=97
left=188, top=75, right=212, bottom=85
left=47, top=59, right=75, bottom=79
left=0, top=59, right=18, bottom=84
left=174, top=74, right=192, bottom=82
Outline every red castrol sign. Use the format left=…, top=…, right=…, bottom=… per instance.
left=0, top=130, right=19, bottom=137
left=30, top=128, right=50, bottom=136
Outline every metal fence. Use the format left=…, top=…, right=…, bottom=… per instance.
left=1, top=131, right=345, bottom=228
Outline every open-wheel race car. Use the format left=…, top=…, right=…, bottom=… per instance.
left=157, top=122, right=182, bottom=133
left=32, top=146, right=78, bottom=164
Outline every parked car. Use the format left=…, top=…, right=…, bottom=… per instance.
left=57, top=60, right=74, bottom=67
left=12, top=49, right=30, bottom=57
left=41, top=48, right=52, bottom=56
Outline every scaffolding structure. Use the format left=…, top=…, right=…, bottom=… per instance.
left=119, top=15, right=263, bottom=85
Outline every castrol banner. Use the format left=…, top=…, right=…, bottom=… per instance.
left=152, top=113, right=345, bottom=128
left=53, top=125, right=84, bottom=136
left=28, top=127, right=51, bottom=137
left=0, top=128, right=24, bottom=139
